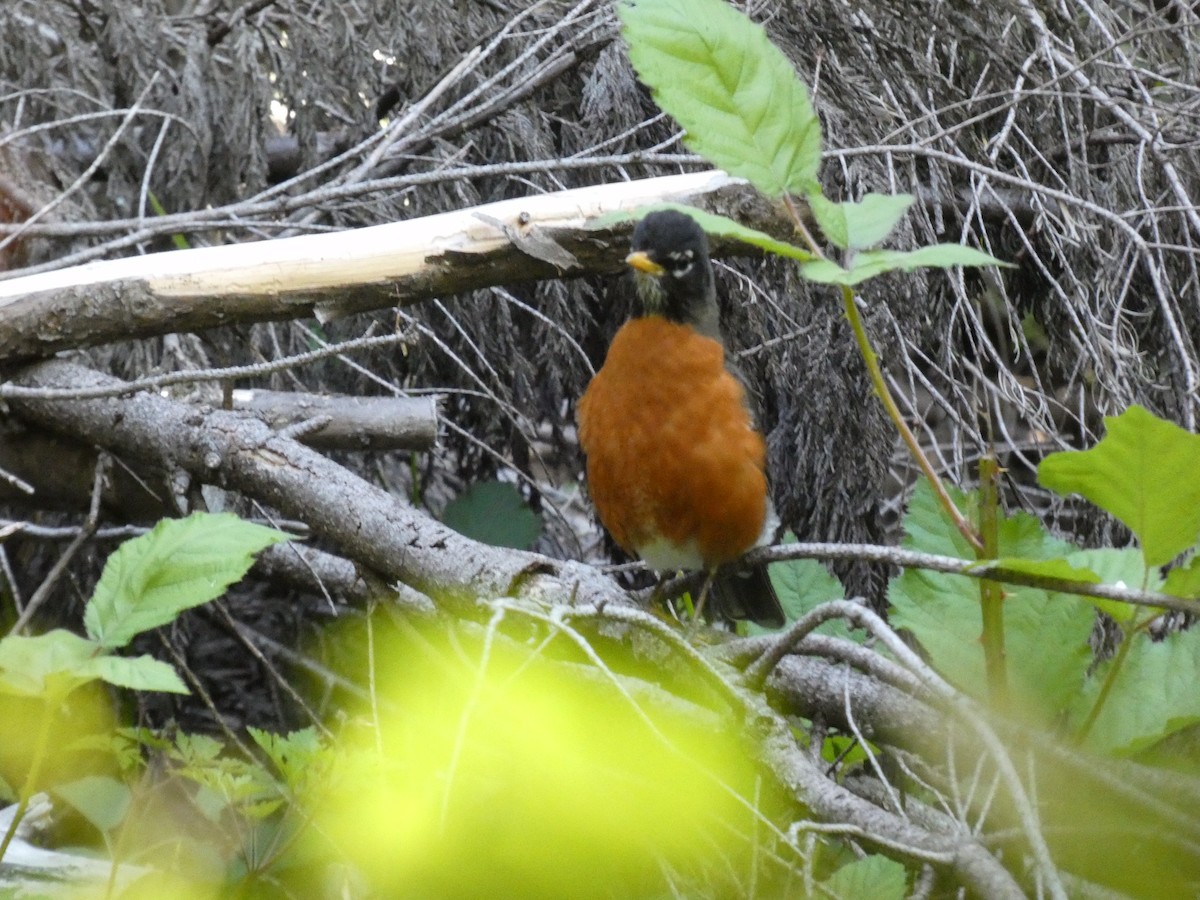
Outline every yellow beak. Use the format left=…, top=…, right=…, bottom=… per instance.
left=625, top=250, right=665, bottom=277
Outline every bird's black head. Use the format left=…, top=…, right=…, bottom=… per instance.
left=626, top=209, right=719, bottom=337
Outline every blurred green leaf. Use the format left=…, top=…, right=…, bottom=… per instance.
left=86, top=512, right=292, bottom=650
left=1040, top=406, right=1200, bottom=567
left=620, top=0, right=821, bottom=197
left=1164, top=554, right=1200, bottom=599
left=823, top=855, right=907, bottom=900
left=54, top=775, right=132, bottom=834
left=443, top=481, right=541, bottom=550
left=0, top=630, right=99, bottom=700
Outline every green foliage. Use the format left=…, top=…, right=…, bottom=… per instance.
left=751, top=546, right=853, bottom=639
left=806, top=192, right=914, bottom=251
left=0, top=512, right=291, bottom=869
left=1039, top=405, right=1200, bottom=567
left=620, top=0, right=1007, bottom=284
left=1079, top=627, right=1200, bottom=757
left=823, top=855, right=908, bottom=900
left=442, top=480, right=541, bottom=549
left=86, top=511, right=292, bottom=650
left=596, top=202, right=816, bottom=262
left=801, top=244, right=1009, bottom=286
left=620, top=0, right=821, bottom=197
left=890, top=481, right=1095, bottom=720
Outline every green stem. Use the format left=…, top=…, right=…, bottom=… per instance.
left=0, top=698, right=57, bottom=863
left=1075, top=617, right=1141, bottom=744
left=977, top=454, right=1007, bottom=705
left=837, top=283, right=985, bottom=554
left=779, top=194, right=983, bottom=554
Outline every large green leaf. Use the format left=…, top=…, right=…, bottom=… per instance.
left=1078, top=627, right=1200, bottom=756
left=807, top=192, right=915, bottom=251
left=620, top=0, right=822, bottom=197
left=802, top=244, right=1009, bottom=286
left=596, top=204, right=816, bottom=262
left=1039, top=405, right=1200, bottom=567
left=889, top=481, right=1094, bottom=718
left=85, top=512, right=292, bottom=650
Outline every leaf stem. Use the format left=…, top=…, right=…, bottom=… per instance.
left=0, top=697, right=57, bottom=863
left=1075, top=616, right=1142, bottom=744
left=977, top=454, right=1008, bottom=705
left=780, top=194, right=984, bottom=554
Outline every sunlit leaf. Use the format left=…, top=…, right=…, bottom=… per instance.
left=1039, top=405, right=1200, bottom=567
left=0, top=630, right=99, bottom=700
left=620, top=0, right=821, bottom=196
left=54, top=775, right=132, bottom=834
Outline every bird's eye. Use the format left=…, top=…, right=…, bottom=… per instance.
left=666, top=249, right=695, bottom=278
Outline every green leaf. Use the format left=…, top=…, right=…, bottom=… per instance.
left=802, top=244, right=1009, bottom=286
left=85, top=512, right=293, bottom=650
left=749, top=547, right=849, bottom=638
left=889, top=481, right=1094, bottom=718
left=88, top=654, right=189, bottom=694
left=443, top=480, right=541, bottom=550
left=1065, top=547, right=1158, bottom=622
left=1164, top=554, right=1200, bottom=599
left=807, top=192, right=915, bottom=251
left=0, top=630, right=100, bottom=700
left=823, top=855, right=908, bottom=900
left=620, top=0, right=821, bottom=196
left=1079, top=628, right=1200, bottom=756
left=595, top=204, right=816, bottom=262
left=1039, top=405, right=1200, bottom=567
left=53, top=776, right=132, bottom=834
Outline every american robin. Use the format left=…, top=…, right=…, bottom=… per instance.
left=578, top=209, right=785, bottom=627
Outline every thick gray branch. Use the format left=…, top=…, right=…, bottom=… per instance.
left=6, top=359, right=626, bottom=611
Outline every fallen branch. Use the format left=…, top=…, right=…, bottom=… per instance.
left=0, top=171, right=785, bottom=363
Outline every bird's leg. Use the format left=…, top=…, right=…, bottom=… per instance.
left=689, top=568, right=718, bottom=629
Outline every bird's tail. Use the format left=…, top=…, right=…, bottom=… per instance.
left=709, top=564, right=785, bottom=628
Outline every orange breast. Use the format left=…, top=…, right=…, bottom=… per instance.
left=577, top=317, right=767, bottom=569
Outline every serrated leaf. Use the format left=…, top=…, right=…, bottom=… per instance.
left=808, top=192, right=915, bottom=251
left=85, top=512, right=293, bottom=649
left=1078, top=628, right=1200, bottom=756
left=1164, top=554, right=1200, bottom=599
left=53, top=776, right=132, bottom=834
left=823, top=855, right=908, bottom=900
left=620, top=0, right=821, bottom=197
left=443, top=481, right=541, bottom=550
left=889, top=481, right=1094, bottom=717
left=748, top=547, right=849, bottom=638
left=1039, top=405, right=1200, bottom=567
left=88, top=654, right=189, bottom=694
left=802, top=244, right=1009, bottom=286
left=595, top=204, right=815, bottom=262
left=0, top=630, right=100, bottom=700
